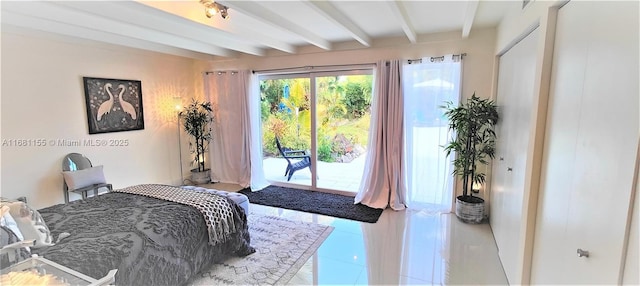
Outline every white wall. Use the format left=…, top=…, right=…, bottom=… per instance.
left=1, top=29, right=199, bottom=209
left=198, top=27, right=497, bottom=199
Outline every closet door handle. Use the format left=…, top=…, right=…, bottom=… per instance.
left=577, top=248, right=590, bottom=258
left=500, top=157, right=504, bottom=161
left=507, top=167, right=513, bottom=172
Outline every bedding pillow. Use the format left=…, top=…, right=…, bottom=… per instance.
left=0, top=206, right=24, bottom=242
left=62, top=165, right=106, bottom=190
left=1, top=200, right=53, bottom=248
left=0, top=225, right=31, bottom=267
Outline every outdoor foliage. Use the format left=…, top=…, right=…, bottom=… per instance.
left=260, top=80, right=285, bottom=114
left=317, top=135, right=333, bottom=162
left=260, top=76, right=372, bottom=162
left=343, top=79, right=372, bottom=119
left=442, top=93, right=499, bottom=197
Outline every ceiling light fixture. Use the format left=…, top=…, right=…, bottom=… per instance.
left=200, top=0, right=229, bottom=19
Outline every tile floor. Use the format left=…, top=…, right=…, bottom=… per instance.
left=263, top=156, right=365, bottom=193
left=248, top=203, right=508, bottom=285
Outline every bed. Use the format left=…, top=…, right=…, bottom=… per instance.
left=28, top=184, right=254, bottom=286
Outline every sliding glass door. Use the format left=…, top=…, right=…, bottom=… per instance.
left=259, top=70, right=372, bottom=193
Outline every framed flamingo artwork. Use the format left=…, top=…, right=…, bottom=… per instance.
left=83, top=77, right=145, bottom=134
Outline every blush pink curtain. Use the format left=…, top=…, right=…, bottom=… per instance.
left=206, top=71, right=251, bottom=187
left=206, top=71, right=269, bottom=190
left=355, top=60, right=407, bottom=210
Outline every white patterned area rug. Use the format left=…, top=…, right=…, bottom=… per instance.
left=190, top=213, right=334, bottom=285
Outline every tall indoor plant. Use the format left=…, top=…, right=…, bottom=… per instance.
left=443, top=93, right=499, bottom=223
left=179, top=99, right=214, bottom=184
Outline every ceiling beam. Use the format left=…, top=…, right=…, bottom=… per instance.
left=54, top=1, right=265, bottom=56
left=1, top=14, right=217, bottom=61
left=387, top=0, right=417, bottom=44
left=136, top=1, right=296, bottom=54
left=462, top=0, right=480, bottom=38
left=304, top=0, right=371, bottom=47
left=220, top=1, right=332, bottom=50
left=2, top=1, right=237, bottom=58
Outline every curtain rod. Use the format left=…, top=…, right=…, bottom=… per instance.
left=252, top=63, right=375, bottom=74
left=204, top=71, right=238, bottom=75
left=214, top=53, right=466, bottom=75
left=407, top=53, right=467, bottom=64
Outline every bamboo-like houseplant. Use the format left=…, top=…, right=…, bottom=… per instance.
left=179, top=99, right=214, bottom=184
left=443, top=93, right=499, bottom=223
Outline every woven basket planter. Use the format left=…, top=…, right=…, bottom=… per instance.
left=190, top=169, right=211, bottom=184
left=455, top=195, right=484, bottom=224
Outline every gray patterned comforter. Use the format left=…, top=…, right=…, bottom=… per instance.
left=33, top=190, right=254, bottom=286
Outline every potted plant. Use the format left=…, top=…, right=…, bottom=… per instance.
left=442, top=93, right=499, bottom=223
left=179, top=99, right=214, bottom=184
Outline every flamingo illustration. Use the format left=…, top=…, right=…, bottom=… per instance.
left=97, top=83, right=114, bottom=121
left=118, top=84, right=137, bottom=120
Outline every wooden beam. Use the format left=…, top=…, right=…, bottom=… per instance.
left=137, top=1, right=296, bottom=54
left=220, top=1, right=332, bottom=50
left=304, top=0, right=371, bottom=47
left=387, top=0, right=416, bottom=44
left=462, top=0, right=480, bottom=38
left=2, top=1, right=237, bottom=57
left=56, top=1, right=265, bottom=56
left=1, top=13, right=219, bottom=60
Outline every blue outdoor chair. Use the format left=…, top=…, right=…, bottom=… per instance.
left=275, top=137, right=311, bottom=181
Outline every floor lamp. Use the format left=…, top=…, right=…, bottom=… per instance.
left=174, top=96, right=184, bottom=185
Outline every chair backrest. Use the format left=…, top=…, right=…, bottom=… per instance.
left=63, top=153, right=93, bottom=171
left=274, top=137, right=292, bottom=163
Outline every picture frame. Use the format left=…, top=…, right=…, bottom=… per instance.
left=83, top=77, right=145, bottom=134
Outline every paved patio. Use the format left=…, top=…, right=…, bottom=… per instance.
left=263, top=154, right=366, bottom=193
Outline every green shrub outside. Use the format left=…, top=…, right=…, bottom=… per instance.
left=343, top=82, right=372, bottom=119
left=317, top=134, right=334, bottom=162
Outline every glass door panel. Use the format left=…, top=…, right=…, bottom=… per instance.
left=315, top=74, right=373, bottom=193
left=260, top=76, right=312, bottom=187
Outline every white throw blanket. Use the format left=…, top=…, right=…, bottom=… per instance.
left=114, top=184, right=237, bottom=245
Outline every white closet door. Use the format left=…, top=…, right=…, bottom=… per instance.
left=490, top=27, right=539, bottom=284
left=532, top=1, right=639, bottom=284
